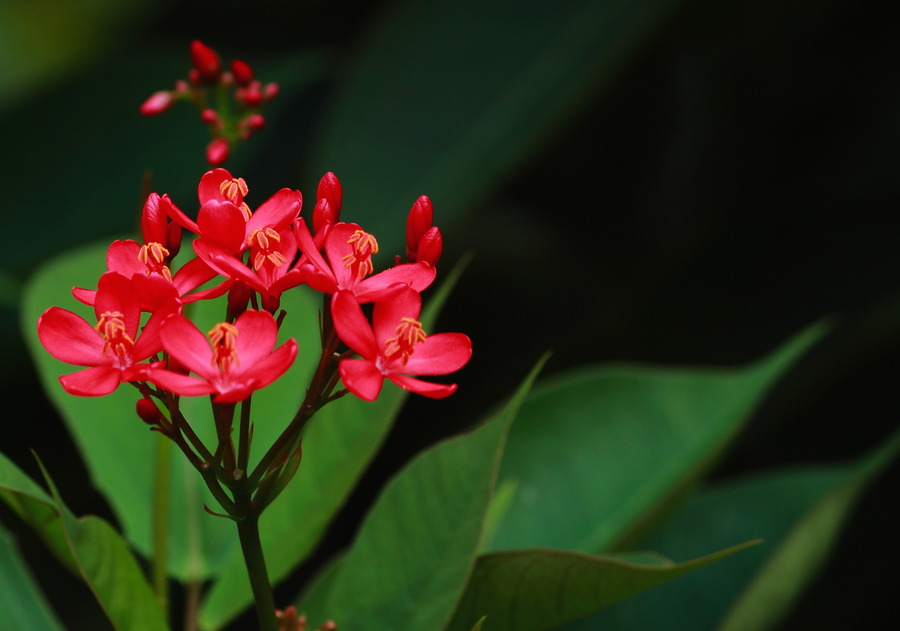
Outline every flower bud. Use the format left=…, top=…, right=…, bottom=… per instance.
left=200, top=108, right=221, bottom=128
left=139, top=91, right=174, bottom=116
left=406, top=195, right=434, bottom=260
left=317, top=172, right=343, bottom=215
left=264, top=82, right=280, bottom=101
left=231, top=59, right=255, bottom=86
left=190, top=40, right=222, bottom=83
left=312, top=199, right=336, bottom=235
left=227, top=281, right=253, bottom=320
left=206, top=138, right=230, bottom=166
left=136, top=397, right=164, bottom=426
left=415, top=226, right=443, bottom=266
left=238, top=81, right=263, bottom=108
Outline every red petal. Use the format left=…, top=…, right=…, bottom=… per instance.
left=144, top=368, right=216, bottom=398
left=387, top=374, right=457, bottom=399
left=232, top=310, right=279, bottom=366
left=356, top=262, right=435, bottom=302
left=160, top=315, right=217, bottom=380
left=371, top=287, right=421, bottom=345
left=248, top=189, right=302, bottom=234
left=38, top=308, right=107, bottom=366
left=198, top=169, right=238, bottom=206
left=59, top=366, right=123, bottom=396
left=331, top=291, right=378, bottom=359
left=402, top=333, right=472, bottom=375
left=197, top=200, right=247, bottom=253
left=339, top=359, right=384, bottom=401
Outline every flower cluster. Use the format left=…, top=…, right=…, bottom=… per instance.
left=38, top=170, right=471, bottom=410
left=140, top=41, right=278, bottom=165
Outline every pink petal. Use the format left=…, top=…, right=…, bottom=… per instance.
left=339, top=358, right=384, bottom=401
left=37, top=308, right=108, bottom=366
left=387, top=374, right=457, bottom=399
left=372, top=287, right=422, bottom=344
left=144, top=367, right=217, bottom=398
left=197, top=200, right=247, bottom=253
left=232, top=310, right=278, bottom=367
left=225, top=339, right=298, bottom=400
left=160, top=315, right=217, bottom=380
left=106, top=240, right=145, bottom=277
left=247, top=188, right=302, bottom=234
left=59, top=366, right=123, bottom=396
left=356, top=262, right=436, bottom=302
left=94, top=272, right=142, bottom=338
left=402, top=333, right=472, bottom=375
left=331, top=291, right=378, bottom=359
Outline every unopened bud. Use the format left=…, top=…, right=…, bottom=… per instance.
left=406, top=195, right=434, bottom=260
left=190, top=40, right=222, bottom=83
left=136, top=398, right=164, bottom=426
left=264, top=82, right=280, bottom=101
left=206, top=138, right=230, bottom=166
left=415, top=226, right=443, bottom=266
left=238, top=81, right=263, bottom=108
left=140, top=91, right=174, bottom=116
left=317, top=172, right=343, bottom=215
left=231, top=59, right=255, bottom=86
left=227, top=281, right=253, bottom=320
left=312, top=199, right=335, bottom=235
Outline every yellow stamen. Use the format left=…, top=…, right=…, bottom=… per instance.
left=384, top=317, right=426, bottom=364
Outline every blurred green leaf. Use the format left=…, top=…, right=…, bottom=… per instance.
left=719, top=427, right=900, bottom=631
left=446, top=541, right=758, bottom=631
left=0, top=524, right=66, bottom=631
left=298, top=357, right=547, bottom=630
left=0, top=452, right=168, bottom=631
left=198, top=257, right=469, bottom=629
left=486, top=324, right=825, bottom=554
left=0, top=0, right=153, bottom=112
left=568, top=428, right=900, bottom=630
left=301, top=0, right=682, bottom=255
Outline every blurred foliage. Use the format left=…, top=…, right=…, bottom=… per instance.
left=1, top=0, right=898, bottom=629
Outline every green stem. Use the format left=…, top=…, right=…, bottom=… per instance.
left=236, top=511, right=278, bottom=631
left=151, top=433, right=172, bottom=612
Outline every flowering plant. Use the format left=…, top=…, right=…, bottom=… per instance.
left=2, top=30, right=897, bottom=631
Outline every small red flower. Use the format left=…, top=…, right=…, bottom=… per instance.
left=37, top=273, right=167, bottom=396
left=145, top=310, right=297, bottom=403
left=332, top=288, right=471, bottom=401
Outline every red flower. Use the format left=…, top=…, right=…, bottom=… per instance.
left=295, top=221, right=435, bottom=302
left=332, top=288, right=472, bottom=401
left=37, top=273, right=167, bottom=396
left=145, top=310, right=297, bottom=403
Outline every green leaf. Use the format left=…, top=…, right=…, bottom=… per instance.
left=0, top=452, right=168, bottom=631
left=719, top=428, right=900, bottom=631
left=445, top=542, right=759, bottom=631
left=301, top=0, right=682, bottom=254
left=298, top=357, right=547, bottom=631
left=198, top=257, right=471, bottom=629
left=568, top=428, right=900, bottom=630
left=486, top=324, right=825, bottom=554
left=0, top=524, right=66, bottom=631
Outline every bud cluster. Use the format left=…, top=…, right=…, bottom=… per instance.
left=140, top=41, right=279, bottom=166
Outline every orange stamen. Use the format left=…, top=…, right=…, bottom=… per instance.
left=219, top=176, right=252, bottom=220
left=95, top=311, right=134, bottom=365
left=384, top=317, right=426, bottom=364
left=247, top=227, right=287, bottom=270
left=208, top=322, right=240, bottom=373
left=341, top=229, right=378, bottom=279
left=138, top=242, right=173, bottom=281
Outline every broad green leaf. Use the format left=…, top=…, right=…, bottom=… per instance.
left=301, top=0, right=682, bottom=255
left=198, top=257, right=470, bottom=629
left=569, top=428, right=900, bottom=630
left=299, top=358, right=547, bottom=631
left=0, top=524, right=66, bottom=631
left=0, top=452, right=168, bottom=631
left=446, top=542, right=758, bottom=631
left=719, top=427, right=900, bottom=631
left=486, top=324, right=825, bottom=554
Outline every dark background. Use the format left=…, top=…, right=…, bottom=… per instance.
left=1, top=0, right=898, bottom=628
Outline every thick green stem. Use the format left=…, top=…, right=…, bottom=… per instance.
left=236, top=512, right=278, bottom=631
left=151, top=433, right=172, bottom=612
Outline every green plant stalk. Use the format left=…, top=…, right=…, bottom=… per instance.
left=236, top=509, right=277, bottom=631
left=151, top=432, right=172, bottom=611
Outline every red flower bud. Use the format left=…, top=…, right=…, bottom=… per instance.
left=206, top=138, right=230, bottom=166
left=312, top=199, right=336, bottom=235
left=190, top=40, right=222, bottom=83
left=231, top=59, right=255, bottom=86
left=245, top=113, right=266, bottom=131
left=264, top=82, right=280, bottom=101
left=140, top=91, right=174, bottom=116
left=317, top=172, right=343, bottom=214
left=200, top=108, right=221, bottom=127
left=406, top=195, right=434, bottom=260
left=415, top=226, right=443, bottom=266
left=238, top=81, right=263, bottom=108
left=136, top=397, right=164, bottom=426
